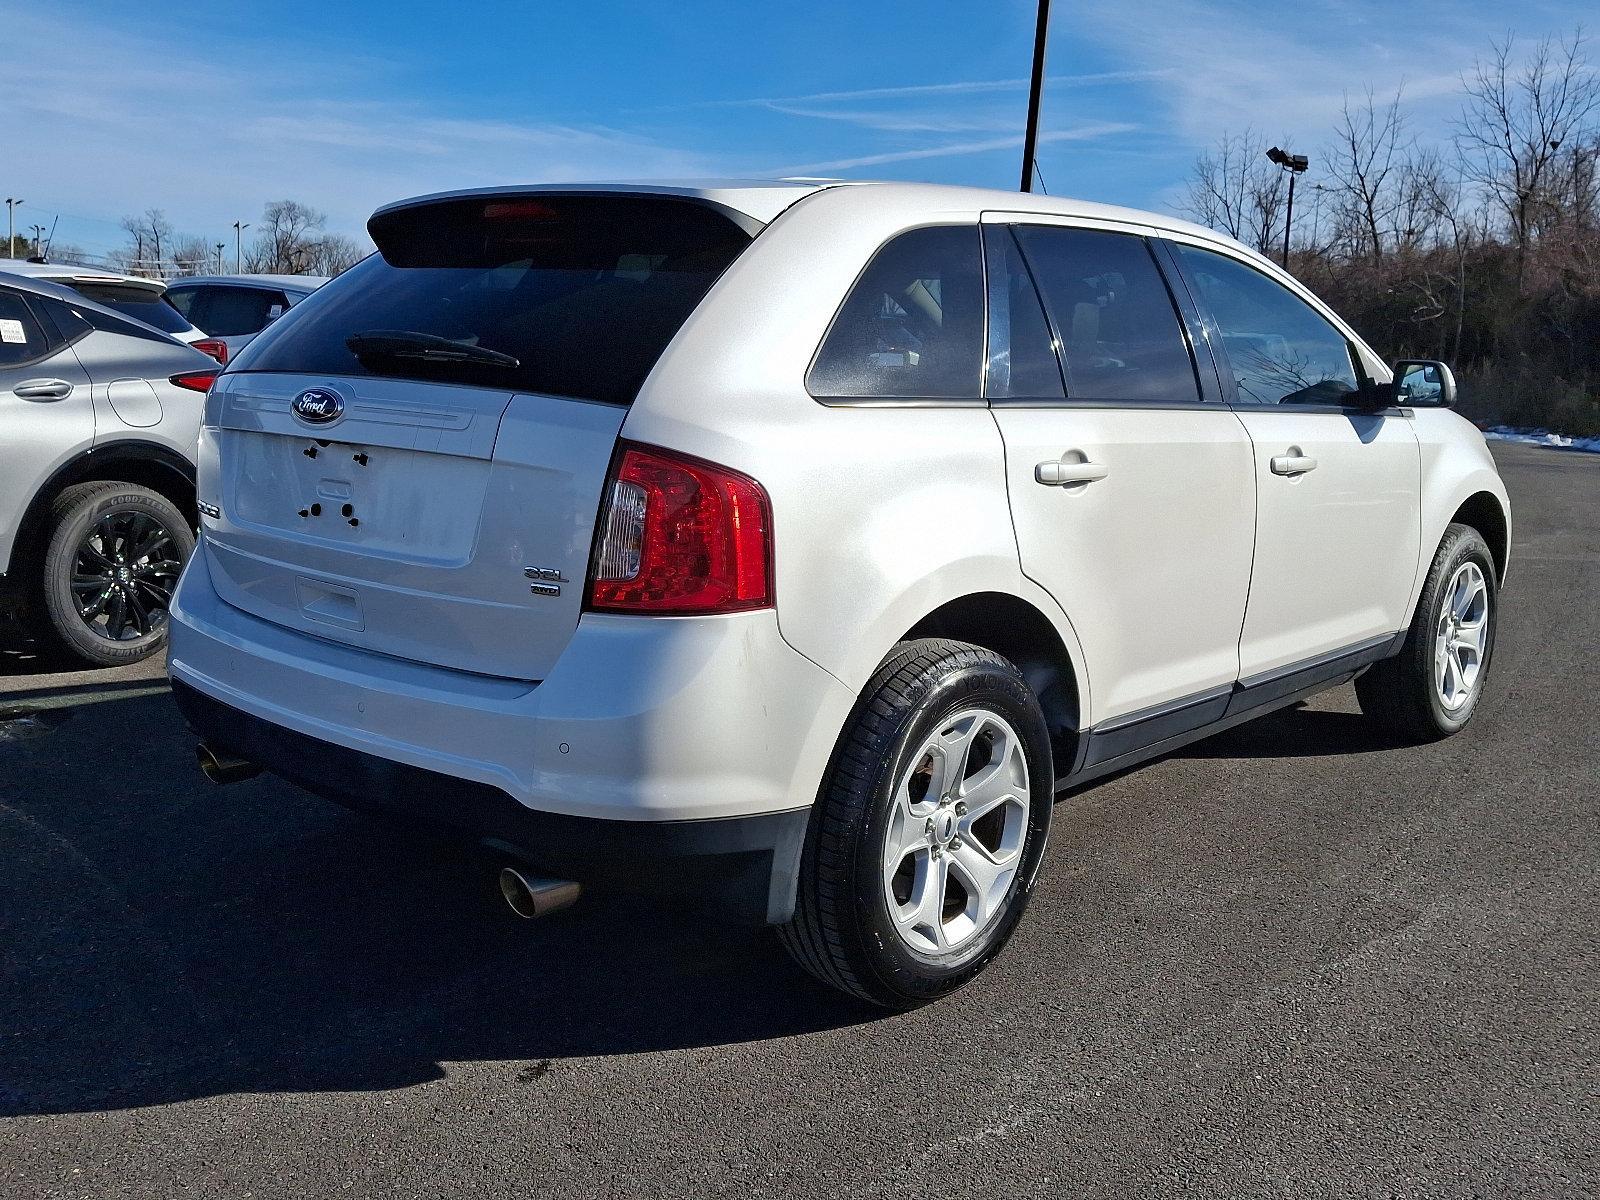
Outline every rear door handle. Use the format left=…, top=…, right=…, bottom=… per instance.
left=13, top=378, right=75, bottom=401
left=1035, top=459, right=1110, bottom=486
left=1269, top=454, right=1317, bottom=476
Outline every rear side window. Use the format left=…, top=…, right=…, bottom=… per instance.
left=1173, top=244, right=1358, bottom=405
left=237, top=195, right=755, bottom=406
left=67, top=283, right=193, bottom=335
left=0, top=289, right=52, bottom=367
left=1012, top=226, right=1199, bottom=404
left=187, top=286, right=289, bottom=337
left=808, top=226, right=983, bottom=400
left=163, top=286, right=199, bottom=318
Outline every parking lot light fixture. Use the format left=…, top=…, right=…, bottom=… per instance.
left=1264, top=147, right=1309, bottom=267
left=4, top=198, right=22, bottom=258
left=233, top=220, right=250, bottom=273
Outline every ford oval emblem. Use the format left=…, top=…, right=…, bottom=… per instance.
left=292, top=387, right=344, bottom=425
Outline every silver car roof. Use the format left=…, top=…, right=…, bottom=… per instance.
left=0, top=268, right=214, bottom=359
left=1, top=259, right=168, bottom=293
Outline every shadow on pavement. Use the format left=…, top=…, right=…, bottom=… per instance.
left=0, top=683, right=1414, bottom=1117
left=1181, top=702, right=1410, bottom=761
left=0, top=691, right=873, bottom=1118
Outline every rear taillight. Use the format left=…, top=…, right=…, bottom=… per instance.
left=192, top=338, right=228, bottom=365
left=170, top=370, right=219, bottom=393
left=588, top=443, right=773, bottom=615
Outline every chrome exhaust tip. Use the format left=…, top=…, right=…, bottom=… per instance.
left=497, top=866, right=582, bottom=920
left=196, top=742, right=263, bottom=786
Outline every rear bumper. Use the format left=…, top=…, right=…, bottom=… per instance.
left=174, top=679, right=809, bottom=923
left=168, top=542, right=857, bottom=922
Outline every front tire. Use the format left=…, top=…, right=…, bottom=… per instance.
left=779, top=639, right=1054, bottom=1009
left=39, top=482, right=194, bottom=667
left=1357, top=522, right=1497, bottom=741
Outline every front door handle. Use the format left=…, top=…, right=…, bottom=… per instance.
left=1269, top=453, right=1318, bottom=476
left=1036, top=458, right=1110, bottom=486
left=13, top=378, right=75, bottom=401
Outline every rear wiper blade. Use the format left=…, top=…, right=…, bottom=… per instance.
left=346, top=330, right=519, bottom=369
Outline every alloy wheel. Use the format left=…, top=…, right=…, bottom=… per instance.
left=1433, top=560, right=1489, bottom=711
left=882, top=708, right=1030, bottom=955
left=70, top=509, right=182, bottom=642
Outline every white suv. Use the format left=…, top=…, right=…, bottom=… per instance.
left=168, top=181, right=1510, bottom=1008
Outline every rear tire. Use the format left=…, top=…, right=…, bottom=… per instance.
left=1356, top=522, right=1497, bottom=741
left=39, top=482, right=194, bottom=667
left=779, top=639, right=1054, bottom=1009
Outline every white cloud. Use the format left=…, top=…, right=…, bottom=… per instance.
left=1074, top=0, right=1550, bottom=148
left=707, top=70, right=1175, bottom=108
left=773, top=123, right=1139, bottom=174
left=0, top=5, right=716, bottom=252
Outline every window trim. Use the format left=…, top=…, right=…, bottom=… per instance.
left=986, top=222, right=1214, bottom=410
left=979, top=223, right=1065, bottom=402
left=805, top=222, right=990, bottom=408
left=1158, top=235, right=1402, bottom=414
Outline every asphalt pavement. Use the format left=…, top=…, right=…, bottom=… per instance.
left=0, top=440, right=1594, bottom=1198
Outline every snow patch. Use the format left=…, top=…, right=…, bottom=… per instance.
left=1483, top=426, right=1600, bottom=454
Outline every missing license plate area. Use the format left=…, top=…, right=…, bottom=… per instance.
left=229, top=430, right=487, bottom=564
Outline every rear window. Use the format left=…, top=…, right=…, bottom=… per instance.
left=235, top=195, right=756, bottom=405
left=179, top=285, right=289, bottom=337
left=67, top=283, right=193, bottom=335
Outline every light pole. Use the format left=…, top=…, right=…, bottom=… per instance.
left=29, top=224, right=45, bottom=258
left=232, top=220, right=250, bottom=273
left=1020, top=0, right=1051, bottom=192
left=216, top=242, right=227, bottom=273
left=4, top=198, right=22, bottom=258
left=1265, top=146, right=1309, bottom=268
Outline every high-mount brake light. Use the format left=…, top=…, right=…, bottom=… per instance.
left=588, top=443, right=773, bottom=615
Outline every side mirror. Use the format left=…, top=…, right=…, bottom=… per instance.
left=1392, top=359, right=1456, bottom=408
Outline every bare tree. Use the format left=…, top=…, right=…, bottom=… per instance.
left=169, top=236, right=214, bottom=276
left=246, top=200, right=328, bottom=274
left=1455, top=30, right=1600, bottom=288
left=1183, top=129, right=1289, bottom=253
left=306, top=232, right=366, bottom=276
left=1325, top=88, right=1408, bottom=262
left=119, top=208, right=174, bottom=276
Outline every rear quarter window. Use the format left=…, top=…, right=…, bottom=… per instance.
left=234, top=195, right=755, bottom=406
left=0, top=289, right=55, bottom=367
left=807, top=225, right=984, bottom=400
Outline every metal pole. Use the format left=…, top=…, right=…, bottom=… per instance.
left=1282, top=171, right=1296, bottom=268
left=233, top=221, right=249, bottom=273
left=4, top=199, right=19, bottom=258
left=1020, top=0, right=1051, bottom=192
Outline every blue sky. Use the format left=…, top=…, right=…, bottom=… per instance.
left=0, top=0, right=1590, bottom=256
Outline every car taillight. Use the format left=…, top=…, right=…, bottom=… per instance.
left=170, top=370, right=219, bottom=393
left=192, top=338, right=228, bottom=365
left=588, top=443, right=773, bottom=614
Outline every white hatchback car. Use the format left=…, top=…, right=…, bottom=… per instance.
left=168, top=181, right=1509, bottom=1007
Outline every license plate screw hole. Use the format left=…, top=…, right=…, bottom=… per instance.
left=341, top=503, right=354, bottom=518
